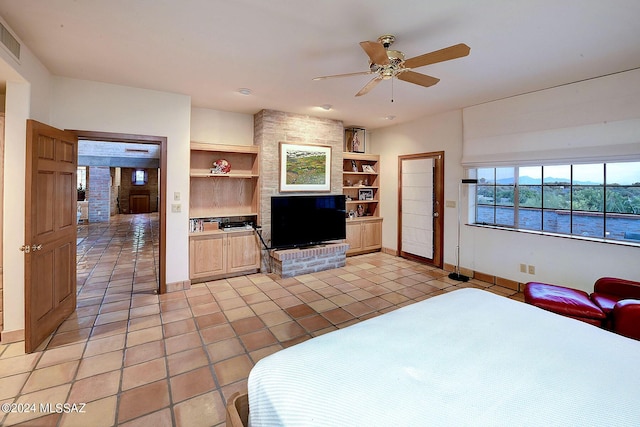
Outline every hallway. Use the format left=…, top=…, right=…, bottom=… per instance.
left=0, top=213, right=522, bottom=426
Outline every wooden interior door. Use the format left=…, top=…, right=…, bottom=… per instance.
left=24, top=120, right=78, bottom=353
left=398, top=152, right=444, bottom=267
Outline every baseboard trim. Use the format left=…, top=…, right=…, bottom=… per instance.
left=443, top=262, right=523, bottom=291
left=1, top=328, right=25, bottom=344
left=165, top=280, right=191, bottom=293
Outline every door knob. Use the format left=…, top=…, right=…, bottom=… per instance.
left=32, top=244, right=43, bottom=251
left=433, top=212, right=439, bottom=217
left=19, top=245, right=31, bottom=253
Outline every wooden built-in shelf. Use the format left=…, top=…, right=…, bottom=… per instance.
left=343, top=149, right=382, bottom=255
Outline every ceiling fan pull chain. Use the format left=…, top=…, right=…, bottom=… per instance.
left=391, top=76, right=394, bottom=103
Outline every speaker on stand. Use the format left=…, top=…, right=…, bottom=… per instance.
left=448, top=178, right=478, bottom=282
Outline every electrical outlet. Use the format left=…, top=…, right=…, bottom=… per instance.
left=528, top=265, right=536, bottom=275
left=445, top=200, right=456, bottom=208
left=520, top=263, right=527, bottom=273
left=171, top=204, right=181, bottom=213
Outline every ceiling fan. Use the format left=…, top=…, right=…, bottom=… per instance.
left=313, top=35, right=470, bottom=97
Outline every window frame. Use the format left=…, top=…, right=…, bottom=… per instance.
left=471, top=161, right=640, bottom=245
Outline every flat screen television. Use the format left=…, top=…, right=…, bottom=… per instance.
left=271, top=195, right=346, bottom=249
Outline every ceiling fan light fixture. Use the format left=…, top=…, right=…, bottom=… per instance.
left=320, top=104, right=332, bottom=111
left=237, top=88, right=252, bottom=96
left=385, top=115, right=396, bottom=121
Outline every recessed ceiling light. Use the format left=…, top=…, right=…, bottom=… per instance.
left=321, top=104, right=332, bottom=111
left=238, top=88, right=252, bottom=95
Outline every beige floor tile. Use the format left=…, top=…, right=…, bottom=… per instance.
left=162, top=318, right=197, bottom=338
left=119, top=408, right=174, bottom=427
left=0, top=352, right=42, bottom=378
left=224, top=306, right=254, bottom=321
left=4, top=383, right=71, bottom=426
left=117, top=380, right=170, bottom=423
left=124, top=340, right=165, bottom=367
left=122, top=357, right=167, bottom=390
left=269, top=321, right=307, bottom=342
left=206, top=338, right=245, bottom=363
left=0, top=372, right=29, bottom=400
left=130, top=304, right=160, bottom=319
left=250, top=300, right=280, bottom=315
left=84, top=333, right=126, bottom=357
left=127, top=313, right=162, bottom=332
left=258, top=310, right=294, bottom=327
left=22, top=360, right=79, bottom=394
left=170, top=366, right=216, bottom=403
left=36, top=343, right=85, bottom=369
left=76, top=350, right=124, bottom=379
left=213, top=355, right=253, bottom=386
left=164, top=331, right=202, bottom=355
left=173, top=391, right=226, bottom=427
left=59, top=395, right=117, bottom=427
left=167, top=347, right=210, bottom=377
left=126, top=326, right=163, bottom=347
left=67, top=370, right=121, bottom=403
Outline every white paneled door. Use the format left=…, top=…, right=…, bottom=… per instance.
left=399, top=153, right=443, bottom=266
left=401, top=158, right=434, bottom=258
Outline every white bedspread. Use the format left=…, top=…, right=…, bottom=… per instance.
left=248, top=288, right=640, bottom=426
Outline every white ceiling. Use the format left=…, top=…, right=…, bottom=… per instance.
left=1, top=0, right=640, bottom=129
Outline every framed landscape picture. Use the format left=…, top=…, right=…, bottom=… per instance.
left=279, top=142, right=331, bottom=192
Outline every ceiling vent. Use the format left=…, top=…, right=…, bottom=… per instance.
left=0, top=22, right=20, bottom=60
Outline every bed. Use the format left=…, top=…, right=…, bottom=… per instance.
left=247, top=288, right=640, bottom=426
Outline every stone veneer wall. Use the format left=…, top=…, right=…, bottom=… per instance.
left=88, top=166, right=111, bottom=223
left=253, top=109, right=345, bottom=248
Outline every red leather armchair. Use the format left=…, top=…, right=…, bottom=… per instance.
left=590, top=277, right=640, bottom=340
left=524, top=277, right=640, bottom=340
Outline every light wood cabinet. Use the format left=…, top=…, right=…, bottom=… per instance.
left=189, top=142, right=261, bottom=282
left=345, top=217, right=382, bottom=255
left=343, top=152, right=382, bottom=256
left=189, top=230, right=260, bottom=281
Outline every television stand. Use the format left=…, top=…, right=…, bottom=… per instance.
left=270, top=243, right=349, bottom=278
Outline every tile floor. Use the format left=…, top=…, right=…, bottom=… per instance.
left=0, top=213, right=523, bottom=426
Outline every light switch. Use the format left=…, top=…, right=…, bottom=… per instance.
left=174, top=192, right=180, bottom=201
left=171, top=204, right=181, bottom=213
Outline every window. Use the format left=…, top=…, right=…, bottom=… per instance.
left=132, top=169, right=148, bottom=186
left=473, top=161, right=640, bottom=243
left=77, top=166, right=87, bottom=190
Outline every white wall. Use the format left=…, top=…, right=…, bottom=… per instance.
left=461, top=69, right=640, bottom=291
left=191, top=107, right=253, bottom=145
left=370, top=69, right=640, bottom=293
left=369, top=110, right=464, bottom=267
left=462, top=68, right=640, bottom=166
left=50, top=77, right=192, bottom=286
left=0, top=20, right=55, bottom=335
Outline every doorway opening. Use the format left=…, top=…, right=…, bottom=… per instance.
left=73, top=130, right=167, bottom=294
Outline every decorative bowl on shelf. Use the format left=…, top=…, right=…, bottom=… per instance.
left=211, top=159, right=231, bottom=174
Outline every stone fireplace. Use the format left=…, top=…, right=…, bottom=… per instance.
left=253, top=109, right=346, bottom=275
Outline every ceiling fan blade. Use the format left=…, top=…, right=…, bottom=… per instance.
left=359, top=41, right=390, bottom=65
left=355, top=76, right=383, bottom=97
left=397, top=71, right=440, bottom=88
left=313, top=71, right=373, bottom=80
left=403, top=43, right=470, bottom=69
